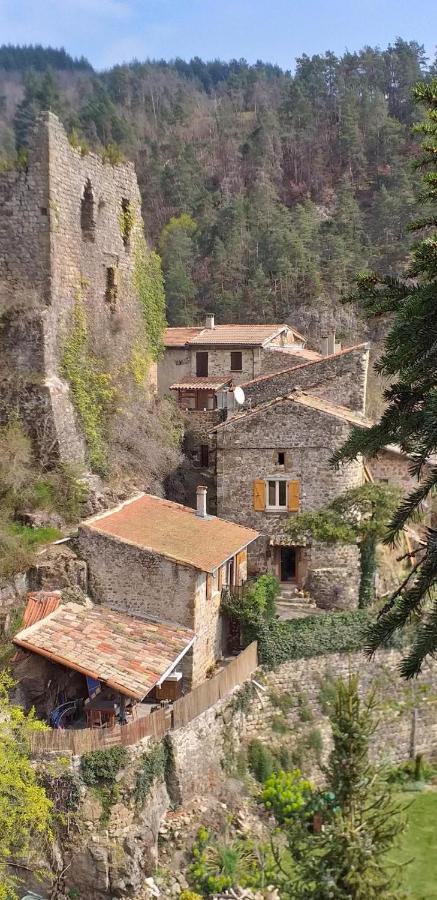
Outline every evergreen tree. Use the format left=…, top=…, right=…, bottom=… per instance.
left=267, top=675, right=405, bottom=899
left=333, top=79, right=437, bottom=677
left=159, top=214, right=197, bottom=324
left=14, top=67, right=63, bottom=148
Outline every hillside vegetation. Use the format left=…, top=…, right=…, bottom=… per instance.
left=0, top=40, right=435, bottom=339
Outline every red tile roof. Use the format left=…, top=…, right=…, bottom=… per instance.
left=81, top=493, right=259, bottom=573
left=164, top=327, right=204, bottom=346
left=22, top=591, right=62, bottom=628
left=170, top=377, right=232, bottom=390
left=164, top=323, right=305, bottom=347
left=14, top=603, right=195, bottom=700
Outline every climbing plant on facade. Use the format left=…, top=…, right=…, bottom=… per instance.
left=133, top=227, right=167, bottom=363
left=287, top=483, right=399, bottom=607
left=62, top=289, right=115, bottom=474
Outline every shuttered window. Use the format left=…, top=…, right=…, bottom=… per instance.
left=288, top=480, right=300, bottom=512
left=253, top=480, right=265, bottom=510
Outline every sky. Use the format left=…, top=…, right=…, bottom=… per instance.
left=0, top=0, right=435, bottom=71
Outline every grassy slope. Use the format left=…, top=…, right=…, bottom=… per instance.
left=393, top=792, right=437, bottom=899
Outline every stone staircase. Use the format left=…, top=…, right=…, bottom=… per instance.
left=276, top=583, right=321, bottom=620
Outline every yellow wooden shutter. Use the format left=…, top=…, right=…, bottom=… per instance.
left=288, top=480, right=300, bottom=512
left=253, top=480, right=265, bottom=511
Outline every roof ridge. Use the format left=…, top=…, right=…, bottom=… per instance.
left=240, top=343, right=369, bottom=388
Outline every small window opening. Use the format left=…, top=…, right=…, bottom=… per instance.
left=200, top=444, right=209, bottom=467
left=230, top=351, right=243, bottom=372
left=105, top=267, right=117, bottom=311
left=120, top=197, right=133, bottom=250
left=81, top=179, right=95, bottom=242
left=40, top=206, right=48, bottom=216
left=277, top=451, right=285, bottom=466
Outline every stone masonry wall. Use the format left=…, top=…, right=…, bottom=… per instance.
left=214, top=398, right=363, bottom=601
left=0, top=111, right=155, bottom=465
left=239, top=649, right=437, bottom=782
left=242, top=345, right=369, bottom=413
left=215, top=398, right=363, bottom=536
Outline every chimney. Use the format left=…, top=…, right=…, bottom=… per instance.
left=335, top=340, right=342, bottom=353
left=196, top=485, right=208, bottom=518
left=321, top=336, right=329, bottom=357
left=327, top=332, right=336, bottom=356
left=205, top=314, right=215, bottom=330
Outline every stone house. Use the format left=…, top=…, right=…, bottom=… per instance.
left=0, top=111, right=155, bottom=465
left=212, top=390, right=371, bottom=609
left=78, top=491, right=258, bottom=687
left=158, top=315, right=318, bottom=401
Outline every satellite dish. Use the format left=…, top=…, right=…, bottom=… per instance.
left=234, top=386, right=245, bottom=406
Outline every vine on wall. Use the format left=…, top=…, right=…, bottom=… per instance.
left=133, top=228, right=167, bottom=363
left=62, top=288, right=115, bottom=474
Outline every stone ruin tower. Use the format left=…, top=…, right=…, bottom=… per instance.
left=0, top=111, right=153, bottom=466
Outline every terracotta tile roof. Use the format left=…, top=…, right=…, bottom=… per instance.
left=81, top=493, right=259, bottom=574
left=240, top=344, right=369, bottom=388
left=164, top=327, right=204, bottom=346
left=23, top=591, right=62, bottom=628
left=14, top=603, right=195, bottom=700
left=264, top=346, right=322, bottom=361
left=188, top=324, right=293, bottom=346
left=211, top=389, right=372, bottom=432
left=164, top=323, right=305, bottom=347
left=170, top=377, right=232, bottom=390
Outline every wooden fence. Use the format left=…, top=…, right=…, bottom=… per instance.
left=29, top=642, right=258, bottom=755
left=172, top=641, right=258, bottom=729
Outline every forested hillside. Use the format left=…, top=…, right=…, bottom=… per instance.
left=0, top=40, right=434, bottom=339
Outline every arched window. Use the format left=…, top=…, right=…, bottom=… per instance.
left=81, top=179, right=95, bottom=242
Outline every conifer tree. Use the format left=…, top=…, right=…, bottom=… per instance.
left=333, top=79, right=437, bottom=677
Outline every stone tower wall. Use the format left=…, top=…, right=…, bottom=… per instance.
left=0, top=112, right=153, bottom=465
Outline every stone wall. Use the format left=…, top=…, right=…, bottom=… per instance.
left=0, top=111, right=155, bottom=466
left=215, top=396, right=362, bottom=561
left=240, top=649, right=437, bottom=781
left=241, top=345, right=369, bottom=413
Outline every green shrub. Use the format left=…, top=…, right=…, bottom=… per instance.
left=271, top=715, right=289, bottom=735
left=262, top=769, right=313, bottom=824
left=306, top=728, right=324, bottom=761
left=269, top=690, right=294, bottom=715
left=189, top=826, right=261, bottom=895
left=297, top=692, right=313, bottom=723
left=134, top=742, right=167, bottom=806
left=247, top=739, right=276, bottom=783
left=80, top=747, right=128, bottom=786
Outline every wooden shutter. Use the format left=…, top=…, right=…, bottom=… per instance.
left=253, top=480, right=265, bottom=511
left=288, top=480, right=300, bottom=512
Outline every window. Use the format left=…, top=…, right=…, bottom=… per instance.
left=277, top=451, right=285, bottom=466
left=105, top=267, right=117, bottom=311
left=81, top=179, right=95, bottom=242
left=267, top=479, right=287, bottom=510
left=196, top=352, right=208, bottom=377
left=200, top=444, right=209, bottom=467
left=230, top=351, right=242, bottom=371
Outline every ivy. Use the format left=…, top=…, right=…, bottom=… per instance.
left=61, top=291, right=115, bottom=474
left=257, top=610, right=370, bottom=669
left=118, top=199, right=135, bottom=247
left=80, top=747, right=128, bottom=826
left=133, top=231, right=167, bottom=363
left=134, top=741, right=167, bottom=807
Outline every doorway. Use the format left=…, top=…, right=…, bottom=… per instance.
left=280, top=547, right=296, bottom=582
